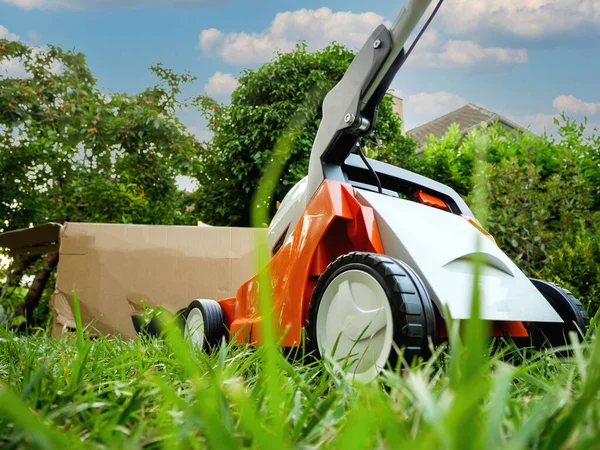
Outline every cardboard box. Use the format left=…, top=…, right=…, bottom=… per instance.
left=0, top=222, right=266, bottom=338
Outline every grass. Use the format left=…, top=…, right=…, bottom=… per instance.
left=0, top=315, right=599, bottom=449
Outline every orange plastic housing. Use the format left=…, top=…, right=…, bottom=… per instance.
left=436, top=317, right=528, bottom=338
left=460, top=214, right=497, bottom=245
left=414, top=189, right=449, bottom=211
left=218, top=179, right=528, bottom=346
left=219, top=180, right=384, bottom=347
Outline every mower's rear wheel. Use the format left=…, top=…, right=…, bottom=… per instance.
left=183, top=299, right=226, bottom=351
left=306, top=252, right=436, bottom=383
left=528, top=279, right=590, bottom=348
left=132, top=307, right=188, bottom=338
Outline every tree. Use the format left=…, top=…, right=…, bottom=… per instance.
left=192, top=43, right=414, bottom=226
left=0, top=39, right=201, bottom=325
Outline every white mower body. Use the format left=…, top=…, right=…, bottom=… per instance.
left=269, top=181, right=563, bottom=324
left=355, top=190, right=562, bottom=322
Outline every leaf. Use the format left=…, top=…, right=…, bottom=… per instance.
left=9, top=315, right=27, bottom=328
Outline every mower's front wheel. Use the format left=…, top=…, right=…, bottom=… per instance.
left=306, top=252, right=436, bottom=383
left=183, top=299, right=226, bottom=351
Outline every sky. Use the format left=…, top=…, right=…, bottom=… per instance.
left=1, top=0, right=599, bottom=139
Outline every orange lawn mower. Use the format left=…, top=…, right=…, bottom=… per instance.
left=177, top=0, right=590, bottom=382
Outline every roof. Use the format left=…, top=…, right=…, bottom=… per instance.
left=407, top=103, right=525, bottom=148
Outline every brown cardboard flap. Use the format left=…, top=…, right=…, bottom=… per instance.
left=0, top=223, right=62, bottom=255
left=52, top=290, right=77, bottom=330
left=52, top=288, right=120, bottom=337
left=50, top=222, right=266, bottom=339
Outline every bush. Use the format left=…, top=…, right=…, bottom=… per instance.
left=533, top=223, right=600, bottom=312
left=407, top=118, right=600, bottom=313
left=192, top=43, right=413, bottom=226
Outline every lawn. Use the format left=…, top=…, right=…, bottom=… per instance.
left=0, top=311, right=599, bottom=449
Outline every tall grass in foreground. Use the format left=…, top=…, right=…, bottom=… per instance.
left=0, top=320, right=599, bottom=449
left=2, top=105, right=600, bottom=450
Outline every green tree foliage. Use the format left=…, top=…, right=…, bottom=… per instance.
left=0, top=39, right=200, bottom=326
left=410, top=117, right=600, bottom=311
left=192, top=43, right=412, bottom=226
left=0, top=39, right=200, bottom=231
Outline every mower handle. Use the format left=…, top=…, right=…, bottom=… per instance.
left=305, top=0, right=434, bottom=201
left=362, top=0, right=433, bottom=106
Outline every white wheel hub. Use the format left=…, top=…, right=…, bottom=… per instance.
left=316, top=269, right=394, bottom=383
left=185, top=307, right=205, bottom=350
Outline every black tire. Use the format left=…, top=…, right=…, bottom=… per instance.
left=184, top=299, right=226, bottom=350
left=131, top=315, right=147, bottom=337
left=306, top=252, right=436, bottom=373
left=528, top=279, right=590, bottom=348
left=132, top=307, right=189, bottom=338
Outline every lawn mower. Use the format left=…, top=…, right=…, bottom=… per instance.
left=178, top=0, right=590, bottom=382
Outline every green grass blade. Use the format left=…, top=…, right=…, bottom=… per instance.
left=0, top=385, right=76, bottom=449
left=542, top=335, right=600, bottom=450
left=484, top=362, right=516, bottom=449
left=71, top=291, right=84, bottom=349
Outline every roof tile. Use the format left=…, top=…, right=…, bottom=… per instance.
left=407, top=103, right=524, bottom=146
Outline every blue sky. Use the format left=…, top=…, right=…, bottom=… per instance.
left=1, top=0, right=600, bottom=138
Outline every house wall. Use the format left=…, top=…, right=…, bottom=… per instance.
left=390, top=94, right=404, bottom=133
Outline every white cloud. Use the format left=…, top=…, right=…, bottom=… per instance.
left=0, top=46, right=63, bottom=79
left=199, top=9, right=527, bottom=70
left=520, top=112, right=600, bottom=136
left=409, top=40, right=527, bottom=68
left=414, top=27, right=440, bottom=50
left=1, top=0, right=218, bottom=9
left=199, top=28, right=224, bottom=53
left=440, top=0, right=600, bottom=38
left=522, top=113, right=559, bottom=134
left=1, top=26, right=62, bottom=78
left=0, top=25, right=19, bottom=41
left=199, top=7, right=387, bottom=64
left=515, top=94, right=600, bottom=134
left=0, top=57, right=30, bottom=78
left=204, top=72, right=239, bottom=97
left=552, top=95, right=600, bottom=116
left=0, top=26, right=26, bottom=77
left=404, top=91, right=468, bottom=130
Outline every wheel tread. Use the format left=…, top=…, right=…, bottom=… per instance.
left=528, top=279, right=591, bottom=348
left=306, top=252, right=436, bottom=374
left=184, top=299, right=225, bottom=351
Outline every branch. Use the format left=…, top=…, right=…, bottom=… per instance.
left=0, top=253, right=41, bottom=302
left=17, top=252, right=59, bottom=325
